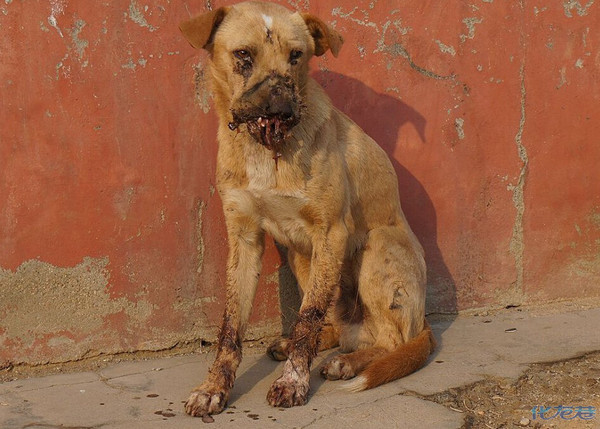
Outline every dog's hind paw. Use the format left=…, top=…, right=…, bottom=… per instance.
left=184, top=382, right=229, bottom=417
left=266, top=377, right=309, bottom=407
left=266, top=338, right=290, bottom=361
left=320, top=356, right=356, bottom=380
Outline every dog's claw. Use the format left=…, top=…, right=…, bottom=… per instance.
left=184, top=383, right=229, bottom=417
left=266, top=377, right=309, bottom=408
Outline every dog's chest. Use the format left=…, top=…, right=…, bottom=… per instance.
left=245, top=155, right=313, bottom=253
left=252, top=187, right=311, bottom=252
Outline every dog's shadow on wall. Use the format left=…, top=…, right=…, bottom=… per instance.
left=231, top=71, right=457, bottom=406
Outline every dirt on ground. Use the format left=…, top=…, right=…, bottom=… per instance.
left=422, top=351, right=600, bottom=429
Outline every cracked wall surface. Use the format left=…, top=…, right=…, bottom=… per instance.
left=1, top=0, right=599, bottom=365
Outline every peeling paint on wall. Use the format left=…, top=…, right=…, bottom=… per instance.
left=508, top=62, right=528, bottom=302
left=0, top=258, right=114, bottom=344
left=460, top=17, right=483, bottom=43
left=436, top=40, right=456, bottom=56
left=68, top=19, right=89, bottom=66
left=563, top=0, right=595, bottom=17
left=384, top=42, right=456, bottom=81
left=332, top=6, right=377, bottom=30
left=557, top=66, right=568, bottom=88
left=128, top=0, right=158, bottom=32
left=197, top=200, right=206, bottom=275
left=193, top=60, right=212, bottom=113
left=287, top=0, right=310, bottom=10
left=48, top=0, right=66, bottom=37
left=454, top=117, right=465, bottom=140
left=562, top=210, right=600, bottom=283
left=55, top=53, right=70, bottom=80
left=331, top=5, right=413, bottom=57
left=0, top=258, right=159, bottom=365
left=331, top=5, right=458, bottom=83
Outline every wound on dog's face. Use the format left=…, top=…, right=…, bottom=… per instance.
left=233, top=57, right=253, bottom=80
left=231, top=47, right=254, bottom=81
left=229, top=71, right=304, bottom=159
left=262, top=13, right=274, bottom=43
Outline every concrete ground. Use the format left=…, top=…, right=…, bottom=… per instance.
left=1, top=303, right=600, bottom=429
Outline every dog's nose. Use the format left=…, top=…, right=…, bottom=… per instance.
left=270, top=85, right=283, bottom=97
left=267, top=85, right=294, bottom=119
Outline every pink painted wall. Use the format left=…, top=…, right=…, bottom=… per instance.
left=1, top=0, right=599, bottom=366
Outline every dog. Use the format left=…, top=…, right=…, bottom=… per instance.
left=179, top=1, right=435, bottom=418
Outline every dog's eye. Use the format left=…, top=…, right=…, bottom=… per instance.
left=234, top=49, right=252, bottom=63
left=289, top=49, right=303, bottom=65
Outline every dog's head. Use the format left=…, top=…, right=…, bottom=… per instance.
left=180, top=2, right=343, bottom=153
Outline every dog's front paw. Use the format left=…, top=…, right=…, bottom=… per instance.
left=266, top=376, right=309, bottom=407
left=184, top=382, right=229, bottom=417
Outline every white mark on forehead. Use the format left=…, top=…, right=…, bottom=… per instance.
left=262, top=14, right=273, bottom=29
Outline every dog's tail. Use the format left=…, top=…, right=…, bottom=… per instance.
left=344, top=320, right=436, bottom=392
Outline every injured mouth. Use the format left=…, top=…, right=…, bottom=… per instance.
left=229, top=114, right=297, bottom=164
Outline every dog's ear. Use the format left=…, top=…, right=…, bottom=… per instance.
left=179, top=7, right=230, bottom=50
left=301, top=13, right=344, bottom=57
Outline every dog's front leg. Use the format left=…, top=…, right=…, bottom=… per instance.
left=185, top=200, right=264, bottom=417
left=267, top=223, right=347, bottom=407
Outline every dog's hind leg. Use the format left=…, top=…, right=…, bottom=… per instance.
left=185, top=191, right=265, bottom=417
left=321, top=226, right=431, bottom=388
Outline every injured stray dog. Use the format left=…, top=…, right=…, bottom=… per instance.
left=179, top=1, right=435, bottom=418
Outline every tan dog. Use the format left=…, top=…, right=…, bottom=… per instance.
left=179, top=1, right=435, bottom=418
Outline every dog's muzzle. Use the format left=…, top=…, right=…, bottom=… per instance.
left=229, top=74, right=303, bottom=159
